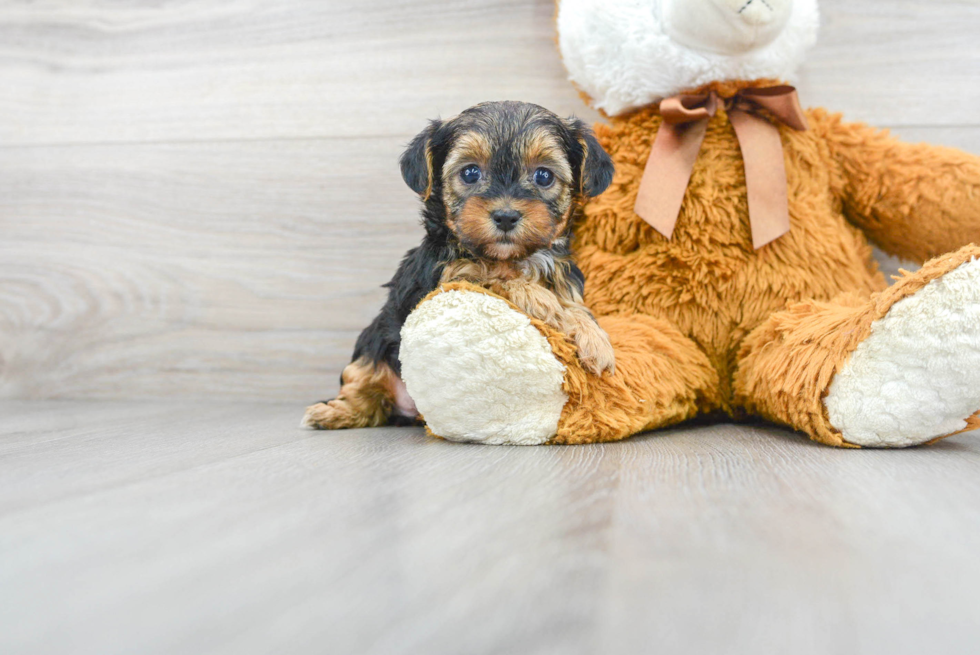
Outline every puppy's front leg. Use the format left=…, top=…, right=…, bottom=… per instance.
left=502, top=279, right=614, bottom=376
left=500, top=277, right=565, bottom=329
left=302, top=357, right=407, bottom=429
left=560, top=302, right=616, bottom=376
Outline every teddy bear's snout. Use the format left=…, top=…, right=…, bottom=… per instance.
left=736, top=0, right=778, bottom=25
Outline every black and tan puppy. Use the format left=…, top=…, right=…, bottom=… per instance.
left=303, top=101, right=615, bottom=430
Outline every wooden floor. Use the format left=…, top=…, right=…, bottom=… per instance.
left=4, top=401, right=980, bottom=655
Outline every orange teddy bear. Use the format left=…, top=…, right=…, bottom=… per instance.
left=398, top=0, right=980, bottom=448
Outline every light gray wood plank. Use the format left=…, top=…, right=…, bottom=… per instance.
left=597, top=424, right=980, bottom=655
left=887, top=125, right=980, bottom=153
left=0, top=138, right=423, bottom=401
left=0, top=400, right=317, bottom=512
left=2, top=401, right=980, bottom=654
left=798, top=1, right=980, bottom=126
left=0, top=0, right=600, bottom=145
left=2, top=0, right=979, bottom=147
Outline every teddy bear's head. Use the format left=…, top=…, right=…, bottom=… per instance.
left=556, top=0, right=820, bottom=116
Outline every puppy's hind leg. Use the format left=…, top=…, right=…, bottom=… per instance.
left=302, top=357, right=405, bottom=429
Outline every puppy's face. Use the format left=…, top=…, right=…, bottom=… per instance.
left=443, top=117, right=578, bottom=260
left=401, top=102, right=614, bottom=261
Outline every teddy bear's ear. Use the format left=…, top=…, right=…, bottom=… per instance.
left=565, top=117, right=614, bottom=197
left=400, top=119, right=443, bottom=200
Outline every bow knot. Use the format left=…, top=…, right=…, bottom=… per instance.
left=634, top=85, right=808, bottom=249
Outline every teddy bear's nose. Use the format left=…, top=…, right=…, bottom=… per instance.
left=728, top=0, right=779, bottom=26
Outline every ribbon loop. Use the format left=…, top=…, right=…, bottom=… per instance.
left=634, top=85, right=808, bottom=250
left=660, top=93, right=719, bottom=124
left=734, top=85, right=809, bottom=132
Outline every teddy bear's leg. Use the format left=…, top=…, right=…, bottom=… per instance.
left=734, top=245, right=980, bottom=447
left=399, top=282, right=720, bottom=445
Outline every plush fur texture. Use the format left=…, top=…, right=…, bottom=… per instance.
left=403, top=282, right=719, bottom=445
left=557, top=0, right=819, bottom=115
left=577, top=93, right=980, bottom=445
left=824, top=257, right=980, bottom=447
left=397, top=1, right=980, bottom=447
left=403, top=82, right=980, bottom=447
left=737, top=247, right=980, bottom=447
left=400, top=285, right=568, bottom=444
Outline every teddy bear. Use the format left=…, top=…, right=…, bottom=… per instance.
left=396, top=0, right=980, bottom=448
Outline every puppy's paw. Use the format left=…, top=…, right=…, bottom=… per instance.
left=301, top=399, right=365, bottom=430
left=573, top=323, right=616, bottom=376
left=502, top=278, right=565, bottom=329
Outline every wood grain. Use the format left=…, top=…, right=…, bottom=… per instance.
left=799, top=0, right=980, bottom=126
left=0, top=0, right=599, bottom=145
left=3, top=401, right=980, bottom=654
left=1, top=0, right=979, bottom=401
left=1, top=1, right=978, bottom=146
left=0, top=137, right=422, bottom=400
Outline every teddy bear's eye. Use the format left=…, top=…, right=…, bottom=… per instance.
left=460, top=165, right=482, bottom=185
left=534, top=167, right=555, bottom=188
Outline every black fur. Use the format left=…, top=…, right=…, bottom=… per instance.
left=562, top=117, right=615, bottom=197
left=567, top=261, right=587, bottom=298
left=350, top=238, right=455, bottom=377
left=341, top=101, right=612, bottom=402
left=399, top=120, right=441, bottom=197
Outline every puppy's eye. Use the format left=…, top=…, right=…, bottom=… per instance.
left=533, top=167, right=555, bottom=188
left=460, top=165, right=482, bottom=185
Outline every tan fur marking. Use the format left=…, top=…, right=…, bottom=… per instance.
left=302, top=358, right=402, bottom=429
left=452, top=196, right=562, bottom=261
left=441, top=259, right=520, bottom=287
left=511, top=199, right=557, bottom=247
left=443, top=131, right=491, bottom=178
left=422, top=144, right=435, bottom=201
left=575, top=137, right=590, bottom=195
left=454, top=197, right=500, bottom=251
left=521, top=128, right=573, bottom=181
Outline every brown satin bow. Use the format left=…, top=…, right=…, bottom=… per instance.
left=633, top=85, right=808, bottom=249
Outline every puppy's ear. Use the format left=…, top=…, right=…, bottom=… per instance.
left=565, top=118, right=614, bottom=197
left=400, top=120, right=442, bottom=200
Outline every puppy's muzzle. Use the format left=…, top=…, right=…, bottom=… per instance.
left=490, top=208, right=522, bottom=233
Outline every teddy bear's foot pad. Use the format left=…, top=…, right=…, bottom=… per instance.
left=399, top=289, right=567, bottom=445
left=825, top=258, right=980, bottom=447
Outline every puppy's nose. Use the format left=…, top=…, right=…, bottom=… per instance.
left=491, top=209, right=521, bottom=233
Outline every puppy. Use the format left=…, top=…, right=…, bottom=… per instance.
left=303, top=101, right=615, bottom=430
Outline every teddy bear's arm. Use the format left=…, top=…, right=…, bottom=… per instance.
left=816, top=109, right=980, bottom=264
